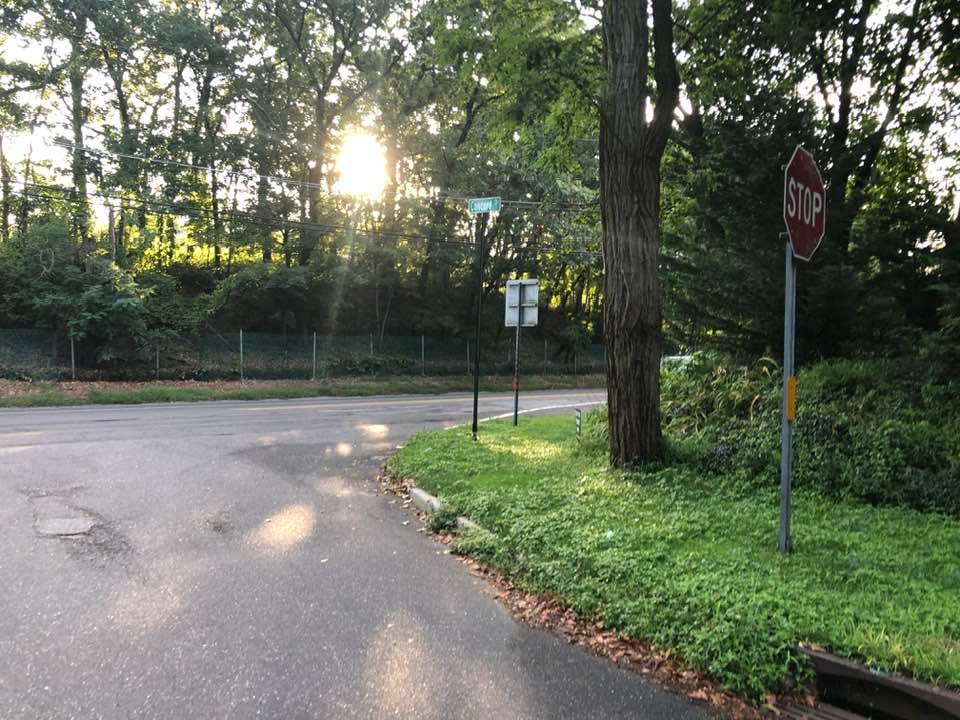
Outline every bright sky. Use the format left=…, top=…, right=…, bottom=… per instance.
left=334, top=133, right=388, bottom=200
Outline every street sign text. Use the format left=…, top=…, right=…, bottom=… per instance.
left=468, top=196, right=502, bottom=215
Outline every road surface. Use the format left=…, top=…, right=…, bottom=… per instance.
left=0, top=390, right=709, bottom=719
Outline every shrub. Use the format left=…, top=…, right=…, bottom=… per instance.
left=584, top=355, right=959, bottom=516
left=687, top=357, right=960, bottom=516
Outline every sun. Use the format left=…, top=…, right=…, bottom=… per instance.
left=334, top=132, right=387, bottom=200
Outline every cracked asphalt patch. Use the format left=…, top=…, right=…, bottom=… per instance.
left=29, top=493, right=99, bottom=537
left=35, top=516, right=97, bottom=536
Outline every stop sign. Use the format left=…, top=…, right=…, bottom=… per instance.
left=783, top=145, right=826, bottom=261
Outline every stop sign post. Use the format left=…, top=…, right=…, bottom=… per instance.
left=779, top=146, right=826, bottom=555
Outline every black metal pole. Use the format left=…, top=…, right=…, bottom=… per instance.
left=513, top=283, right=522, bottom=426
left=471, top=213, right=485, bottom=440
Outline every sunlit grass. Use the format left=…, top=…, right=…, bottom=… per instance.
left=390, top=416, right=960, bottom=698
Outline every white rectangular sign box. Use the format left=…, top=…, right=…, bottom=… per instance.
left=505, top=279, right=539, bottom=327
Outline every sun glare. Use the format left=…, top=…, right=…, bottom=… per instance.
left=335, top=133, right=387, bottom=200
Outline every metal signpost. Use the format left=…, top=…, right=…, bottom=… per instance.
left=779, top=145, right=826, bottom=554
left=505, top=278, right=539, bottom=425
left=468, top=196, right=501, bottom=440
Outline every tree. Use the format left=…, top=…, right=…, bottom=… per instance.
left=600, top=0, right=679, bottom=465
left=672, top=0, right=960, bottom=356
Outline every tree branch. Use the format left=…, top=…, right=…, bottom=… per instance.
left=650, top=0, right=680, bottom=155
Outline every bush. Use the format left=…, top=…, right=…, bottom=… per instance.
left=585, top=355, right=960, bottom=516
left=332, top=353, right=416, bottom=376
left=683, top=356, right=960, bottom=517
left=660, top=353, right=779, bottom=434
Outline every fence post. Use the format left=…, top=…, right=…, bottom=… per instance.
left=239, top=329, right=244, bottom=381
left=312, top=331, right=317, bottom=381
left=369, top=333, right=374, bottom=355
left=155, top=342, right=160, bottom=381
left=543, top=337, right=547, bottom=376
left=421, top=334, right=425, bottom=376
left=70, top=336, right=76, bottom=381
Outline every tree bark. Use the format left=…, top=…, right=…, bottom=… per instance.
left=0, top=134, right=10, bottom=244
left=600, top=0, right=678, bottom=466
left=68, top=36, right=91, bottom=255
left=102, top=42, right=136, bottom=254
left=258, top=170, right=272, bottom=262
left=16, top=136, right=33, bottom=237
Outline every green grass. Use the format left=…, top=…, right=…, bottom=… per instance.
left=0, top=389, right=82, bottom=407
left=389, top=416, right=960, bottom=699
left=0, top=374, right=604, bottom=408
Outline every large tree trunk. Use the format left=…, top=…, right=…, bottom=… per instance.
left=600, top=0, right=678, bottom=466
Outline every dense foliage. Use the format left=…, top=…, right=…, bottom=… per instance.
left=0, top=1, right=956, bottom=367
left=582, top=355, right=960, bottom=516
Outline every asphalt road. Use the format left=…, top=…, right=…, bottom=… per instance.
left=0, top=390, right=710, bottom=719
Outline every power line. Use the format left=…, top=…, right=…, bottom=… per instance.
left=14, top=182, right=472, bottom=250
left=54, top=140, right=328, bottom=192
left=15, top=179, right=601, bottom=259
left=53, top=140, right=599, bottom=212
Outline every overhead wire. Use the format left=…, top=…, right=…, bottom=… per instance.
left=13, top=180, right=473, bottom=248
left=53, top=140, right=600, bottom=213
left=14, top=181, right=602, bottom=258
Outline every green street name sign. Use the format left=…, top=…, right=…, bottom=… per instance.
left=467, top=196, right=502, bottom=214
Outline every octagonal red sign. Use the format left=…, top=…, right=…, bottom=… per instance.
left=783, top=145, right=826, bottom=261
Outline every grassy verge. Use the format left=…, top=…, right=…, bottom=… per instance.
left=0, top=374, right=604, bottom=408
left=389, top=415, right=960, bottom=700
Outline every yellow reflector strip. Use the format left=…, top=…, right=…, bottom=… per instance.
left=786, top=376, right=797, bottom=422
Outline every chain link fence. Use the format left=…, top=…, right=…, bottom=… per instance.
left=0, top=329, right=606, bottom=381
